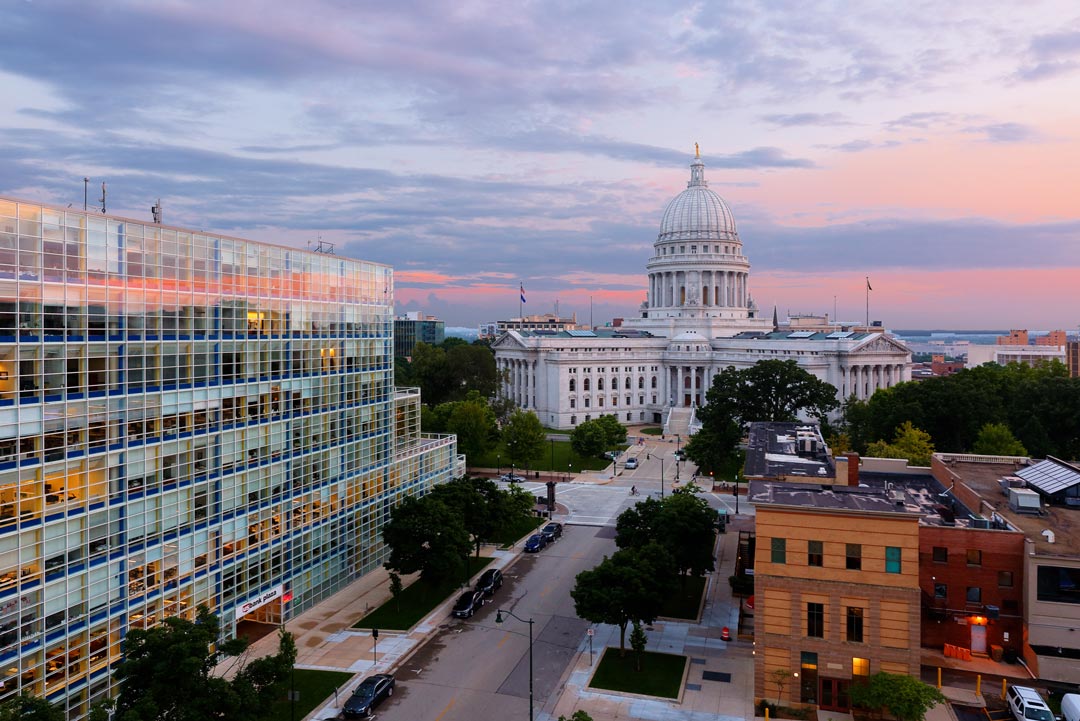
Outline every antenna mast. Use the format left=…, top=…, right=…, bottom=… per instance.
left=99, top=182, right=107, bottom=214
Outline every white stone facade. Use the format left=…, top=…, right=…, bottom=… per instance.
left=493, top=153, right=912, bottom=429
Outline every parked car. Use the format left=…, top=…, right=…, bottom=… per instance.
left=1061, top=693, right=1080, bottom=721
left=500, top=473, right=526, bottom=482
left=624, top=457, right=639, bottom=469
left=342, top=673, right=395, bottom=718
left=452, top=589, right=486, bottom=618
left=1007, top=685, right=1054, bottom=721
left=540, top=522, right=563, bottom=543
left=524, top=534, right=547, bottom=552
left=475, top=568, right=503, bottom=596
left=603, top=450, right=620, bottom=460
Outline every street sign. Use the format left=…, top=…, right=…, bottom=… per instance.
left=587, top=628, right=594, bottom=637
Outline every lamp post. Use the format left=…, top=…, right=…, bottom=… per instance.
left=567, top=463, right=571, bottom=482
left=550, top=438, right=555, bottom=476
left=495, top=609, right=534, bottom=721
left=734, top=472, right=740, bottom=515
left=498, top=454, right=501, bottom=477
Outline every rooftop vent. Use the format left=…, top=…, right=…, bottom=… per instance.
left=1008, top=488, right=1041, bottom=515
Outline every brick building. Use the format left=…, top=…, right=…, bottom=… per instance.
left=752, top=481, right=922, bottom=712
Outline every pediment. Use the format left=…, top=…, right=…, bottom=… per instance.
left=854, top=335, right=911, bottom=355
left=491, top=331, right=528, bottom=350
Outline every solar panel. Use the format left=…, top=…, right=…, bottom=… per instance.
left=787, top=331, right=816, bottom=339
left=565, top=330, right=597, bottom=338
left=1017, top=459, right=1080, bottom=495
left=826, top=331, right=855, bottom=339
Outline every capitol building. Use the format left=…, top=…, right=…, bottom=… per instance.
left=492, top=150, right=912, bottom=430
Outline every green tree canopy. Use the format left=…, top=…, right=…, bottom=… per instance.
left=973, top=422, right=1028, bottom=456
left=571, top=543, right=673, bottom=654
left=848, top=672, right=946, bottom=721
left=381, top=495, right=472, bottom=583
left=447, top=392, right=498, bottom=468
left=594, top=414, right=628, bottom=448
left=570, top=419, right=609, bottom=459
left=0, top=695, right=64, bottom=721
left=866, top=421, right=935, bottom=466
left=704, top=359, right=839, bottom=427
left=113, top=607, right=296, bottom=721
left=843, top=361, right=1080, bottom=458
left=502, top=409, right=547, bottom=469
left=616, top=493, right=715, bottom=585
left=397, top=340, right=499, bottom=406
left=629, top=622, right=648, bottom=672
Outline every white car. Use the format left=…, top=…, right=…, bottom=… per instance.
left=1007, top=686, right=1053, bottom=721
left=499, top=473, right=526, bottom=483
left=624, top=458, right=639, bottom=469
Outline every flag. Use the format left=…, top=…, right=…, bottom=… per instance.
left=520, top=283, right=526, bottom=304
left=866, top=277, right=872, bottom=292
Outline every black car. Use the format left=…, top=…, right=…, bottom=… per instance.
left=452, top=589, right=486, bottom=618
left=476, top=568, right=503, bottom=596
left=342, top=673, right=395, bottom=718
left=540, top=522, right=562, bottom=543
left=524, top=534, right=546, bottom=553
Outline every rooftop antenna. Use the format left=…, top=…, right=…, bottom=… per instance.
left=151, top=198, right=163, bottom=224
left=83, top=177, right=89, bottom=211
left=99, top=182, right=107, bottom=214
left=313, top=234, right=334, bottom=254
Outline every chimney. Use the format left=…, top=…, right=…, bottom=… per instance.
left=845, top=452, right=860, bottom=486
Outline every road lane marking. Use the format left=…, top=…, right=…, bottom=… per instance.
left=497, top=632, right=510, bottom=648
left=434, top=697, right=456, bottom=721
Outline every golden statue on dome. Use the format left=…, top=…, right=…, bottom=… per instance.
left=695, top=142, right=700, bottom=158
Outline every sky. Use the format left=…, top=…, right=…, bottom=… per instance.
left=2, top=1, right=1080, bottom=330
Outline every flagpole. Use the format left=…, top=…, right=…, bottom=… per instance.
left=519, top=282, right=523, bottom=322
left=865, top=277, right=870, bottom=327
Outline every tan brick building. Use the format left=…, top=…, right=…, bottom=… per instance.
left=752, top=481, right=921, bottom=712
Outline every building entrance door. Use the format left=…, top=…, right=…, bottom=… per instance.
left=819, top=678, right=851, bottom=712
left=684, top=393, right=691, bottom=406
left=971, top=623, right=987, bottom=654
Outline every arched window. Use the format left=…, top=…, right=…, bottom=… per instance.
left=624, top=377, right=631, bottom=390
left=638, top=377, right=644, bottom=389
left=583, top=378, right=590, bottom=391
left=651, top=376, right=657, bottom=389
left=569, top=378, right=576, bottom=392
left=598, top=378, right=605, bottom=391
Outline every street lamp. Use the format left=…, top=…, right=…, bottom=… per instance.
left=495, top=609, right=534, bottom=721
left=647, top=453, right=664, bottom=498
left=734, top=472, right=740, bottom=515
left=497, top=454, right=501, bottom=477
left=567, top=462, right=571, bottom=483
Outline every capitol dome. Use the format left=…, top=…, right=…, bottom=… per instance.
left=658, top=154, right=738, bottom=242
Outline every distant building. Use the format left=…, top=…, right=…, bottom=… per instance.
left=930, top=354, right=964, bottom=376
left=1068, top=340, right=1080, bottom=378
left=966, top=344, right=1065, bottom=368
left=997, top=329, right=1030, bottom=345
left=394, top=311, right=445, bottom=358
left=493, top=313, right=589, bottom=334
left=1035, top=330, right=1068, bottom=346
left=493, top=153, right=911, bottom=430
left=477, top=321, right=500, bottom=340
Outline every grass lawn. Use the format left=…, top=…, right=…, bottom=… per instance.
left=589, top=647, right=686, bottom=699
left=658, top=574, right=707, bottom=620
left=264, top=669, right=353, bottom=721
left=352, top=556, right=493, bottom=631
left=496, top=515, right=544, bottom=547
left=469, top=439, right=619, bottom=473
left=639, top=426, right=663, bottom=435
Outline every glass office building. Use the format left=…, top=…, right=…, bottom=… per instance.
left=0, top=198, right=460, bottom=716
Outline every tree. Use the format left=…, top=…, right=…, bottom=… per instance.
left=558, top=712, right=594, bottom=721
left=629, top=622, right=648, bottom=672
left=503, top=409, right=547, bottom=470
left=705, top=359, right=839, bottom=427
left=571, top=543, right=673, bottom=655
left=447, top=393, right=498, bottom=468
left=113, top=606, right=296, bottom=721
left=973, top=422, right=1028, bottom=456
left=381, top=495, right=472, bottom=583
left=0, top=695, right=64, bottom=721
left=683, top=419, right=742, bottom=477
left=849, top=672, right=946, bottom=721
left=769, top=667, right=793, bottom=705
left=430, top=478, right=490, bottom=556
left=616, top=494, right=714, bottom=588
left=594, top=414, right=628, bottom=449
left=867, top=421, right=935, bottom=466
left=614, top=496, right=663, bottom=550
left=445, top=343, right=498, bottom=400
left=388, top=571, right=403, bottom=612
left=570, top=420, right=608, bottom=459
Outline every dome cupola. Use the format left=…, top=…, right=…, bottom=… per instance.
left=658, top=149, right=738, bottom=242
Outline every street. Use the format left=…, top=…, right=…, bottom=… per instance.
left=371, top=523, right=616, bottom=720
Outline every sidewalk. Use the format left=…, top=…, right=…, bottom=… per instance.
left=541, top=515, right=757, bottom=721
left=216, top=544, right=524, bottom=719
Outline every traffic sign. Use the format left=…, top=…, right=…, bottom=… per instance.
left=587, top=628, right=594, bottom=637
